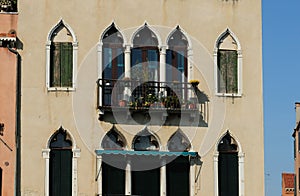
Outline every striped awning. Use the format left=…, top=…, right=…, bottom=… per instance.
left=95, top=149, right=198, bottom=157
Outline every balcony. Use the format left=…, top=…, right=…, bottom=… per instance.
left=97, top=78, right=209, bottom=126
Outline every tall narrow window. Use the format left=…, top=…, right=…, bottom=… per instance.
left=215, top=29, right=241, bottom=95
left=49, top=128, right=73, bottom=196
left=166, top=27, right=188, bottom=83
left=131, top=25, right=159, bottom=82
left=46, top=19, right=78, bottom=90
left=101, top=128, right=126, bottom=195
left=131, top=128, right=160, bottom=196
left=167, top=130, right=191, bottom=196
left=102, top=23, right=124, bottom=106
left=218, top=132, right=238, bottom=196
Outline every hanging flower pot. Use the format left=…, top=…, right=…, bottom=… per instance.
left=119, top=100, right=127, bottom=107
left=189, top=79, right=200, bottom=88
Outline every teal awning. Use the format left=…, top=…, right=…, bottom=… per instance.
left=95, top=149, right=198, bottom=157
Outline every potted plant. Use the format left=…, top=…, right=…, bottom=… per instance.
left=119, top=99, right=127, bottom=107
left=189, top=79, right=200, bottom=87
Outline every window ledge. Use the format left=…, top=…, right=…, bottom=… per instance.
left=47, top=87, right=75, bottom=92
left=215, top=93, right=242, bottom=98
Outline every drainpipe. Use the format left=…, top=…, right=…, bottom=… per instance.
left=7, top=45, right=21, bottom=196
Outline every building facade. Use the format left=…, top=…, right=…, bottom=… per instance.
left=0, top=2, right=19, bottom=195
left=293, top=103, right=300, bottom=196
left=282, top=173, right=295, bottom=196
left=18, top=0, right=264, bottom=195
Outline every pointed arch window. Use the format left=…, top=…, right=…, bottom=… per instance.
left=217, top=132, right=239, bottom=196
left=101, top=128, right=125, bottom=150
left=102, top=23, right=124, bottom=80
left=101, top=128, right=126, bottom=195
left=215, top=29, right=242, bottom=96
left=166, top=27, right=188, bottom=83
left=46, top=20, right=78, bottom=91
left=101, top=23, right=124, bottom=106
left=167, top=130, right=191, bottom=196
left=49, top=128, right=73, bottom=196
left=167, top=130, right=191, bottom=152
left=133, top=128, right=159, bottom=151
left=131, top=25, right=159, bottom=82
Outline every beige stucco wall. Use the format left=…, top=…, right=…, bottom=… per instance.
left=18, top=0, right=263, bottom=195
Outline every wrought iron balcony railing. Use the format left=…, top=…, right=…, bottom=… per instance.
left=97, top=78, right=209, bottom=123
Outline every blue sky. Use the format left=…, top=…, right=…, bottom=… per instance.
left=263, top=0, right=300, bottom=195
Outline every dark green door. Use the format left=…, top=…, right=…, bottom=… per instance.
left=166, top=156, right=190, bottom=196
left=218, top=152, right=238, bottom=196
left=102, top=161, right=125, bottom=195
left=49, top=149, right=72, bottom=196
left=132, top=168, right=160, bottom=196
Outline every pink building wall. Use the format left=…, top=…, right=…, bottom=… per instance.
left=0, top=13, right=18, bottom=195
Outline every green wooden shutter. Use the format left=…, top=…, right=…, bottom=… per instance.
left=50, top=43, right=61, bottom=87
left=60, top=42, right=73, bottom=87
left=218, top=50, right=238, bottom=94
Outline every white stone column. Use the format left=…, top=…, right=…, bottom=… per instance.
left=160, top=158, right=166, bottom=196
left=97, top=42, right=103, bottom=107
left=42, top=149, right=50, bottom=196
left=96, top=155, right=102, bottom=196
left=72, top=149, right=80, bottom=196
left=124, top=45, right=131, bottom=78
left=213, top=49, right=218, bottom=95
left=213, top=153, right=219, bottom=196
left=125, top=158, right=132, bottom=195
left=189, top=157, right=196, bottom=196
left=238, top=152, right=245, bottom=196
left=187, top=47, right=193, bottom=100
left=160, top=46, right=167, bottom=97
left=72, top=42, right=78, bottom=90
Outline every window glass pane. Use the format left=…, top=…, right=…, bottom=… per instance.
left=131, top=48, right=142, bottom=80
left=166, top=50, right=173, bottom=82
left=103, top=47, right=112, bottom=79
left=148, top=49, right=158, bottom=81
left=177, top=51, right=185, bottom=82
left=117, top=48, right=124, bottom=79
